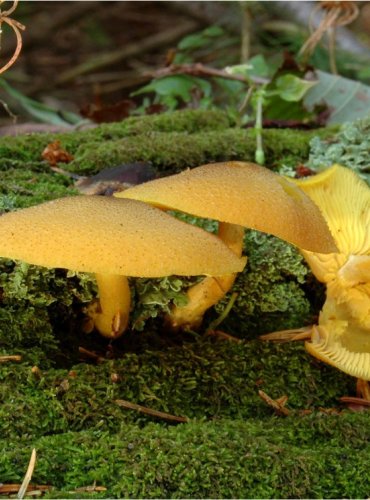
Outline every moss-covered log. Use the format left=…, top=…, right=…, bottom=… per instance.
left=0, top=109, right=367, bottom=499
left=0, top=109, right=331, bottom=174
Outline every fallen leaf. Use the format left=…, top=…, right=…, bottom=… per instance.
left=41, top=140, right=74, bottom=166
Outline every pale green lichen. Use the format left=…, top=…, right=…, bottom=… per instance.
left=212, top=231, right=316, bottom=336
left=308, top=118, right=370, bottom=183
left=130, top=276, right=189, bottom=331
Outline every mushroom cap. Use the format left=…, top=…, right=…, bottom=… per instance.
left=116, top=161, right=337, bottom=253
left=0, top=196, right=246, bottom=277
left=293, top=164, right=370, bottom=255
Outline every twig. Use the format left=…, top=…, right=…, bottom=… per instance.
left=0, top=98, right=17, bottom=122
left=17, top=449, right=36, bottom=500
left=78, top=346, right=106, bottom=364
left=74, top=481, right=107, bottom=493
left=339, top=396, right=370, bottom=407
left=149, top=62, right=268, bottom=85
left=258, top=390, right=291, bottom=416
left=115, top=399, right=189, bottom=423
left=0, top=354, right=22, bottom=363
left=0, top=0, right=25, bottom=75
left=57, top=20, right=199, bottom=84
left=205, top=330, right=241, bottom=343
left=0, top=484, right=50, bottom=495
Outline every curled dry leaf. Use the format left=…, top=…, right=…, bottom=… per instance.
left=41, top=140, right=74, bottom=167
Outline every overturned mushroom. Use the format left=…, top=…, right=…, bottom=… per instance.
left=0, top=195, right=246, bottom=338
left=294, top=165, right=370, bottom=381
left=116, top=161, right=337, bottom=330
left=262, top=165, right=370, bottom=385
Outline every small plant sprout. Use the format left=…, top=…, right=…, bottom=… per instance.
left=262, top=165, right=370, bottom=394
left=116, top=161, right=337, bottom=330
left=0, top=195, right=245, bottom=338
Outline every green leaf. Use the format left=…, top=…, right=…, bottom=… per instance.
left=247, top=54, right=273, bottom=79
left=0, top=78, right=83, bottom=126
left=225, top=55, right=276, bottom=82
left=274, top=74, right=317, bottom=102
left=132, top=75, right=212, bottom=109
left=178, top=25, right=224, bottom=51
left=304, top=70, right=370, bottom=124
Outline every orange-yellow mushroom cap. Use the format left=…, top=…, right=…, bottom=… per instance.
left=0, top=196, right=246, bottom=277
left=116, top=161, right=337, bottom=253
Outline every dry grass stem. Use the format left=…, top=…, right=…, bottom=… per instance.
left=0, top=0, right=25, bottom=75
left=260, top=326, right=312, bottom=342
left=299, top=1, right=359, bottom=73
left=17, top=448, right=37, bottom=499
left=115, top=399, right=189, bottom=423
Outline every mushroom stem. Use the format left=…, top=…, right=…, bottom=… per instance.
left=166, top=223, right=245, bottom=330
left=87, top=273, right=131, bottom=338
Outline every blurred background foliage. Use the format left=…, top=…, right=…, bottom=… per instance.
left=2, top=1, right=370, bottom=129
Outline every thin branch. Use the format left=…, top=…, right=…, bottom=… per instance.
left=78, top=346, right=106, bottom=364
left=0, top=484, right=50, bottom=495
left=148, top=62, right=268, bottom=85
left=339, top=396, right=370, bottom=407
left=115, top=399, right=189, bottom=423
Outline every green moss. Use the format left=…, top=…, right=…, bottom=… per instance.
left=0, top=109, right=230, bottom=171
left=0, top=108, right=332, bottom=174
left=0, top=168, right=77, bottom=208
left=0, top=259, right=96, bottom=367
left=0, top=335, right=354, bottom=441
left=1, top=413, right=369, bottom=498
left=70, top=128, right=330, bottom=175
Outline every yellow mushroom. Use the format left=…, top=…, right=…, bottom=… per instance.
left=292, top=165, right=370, bottom=381
left=0, top=195, right=246, bottom=338
left=115, top=161, right=337, bottom=330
